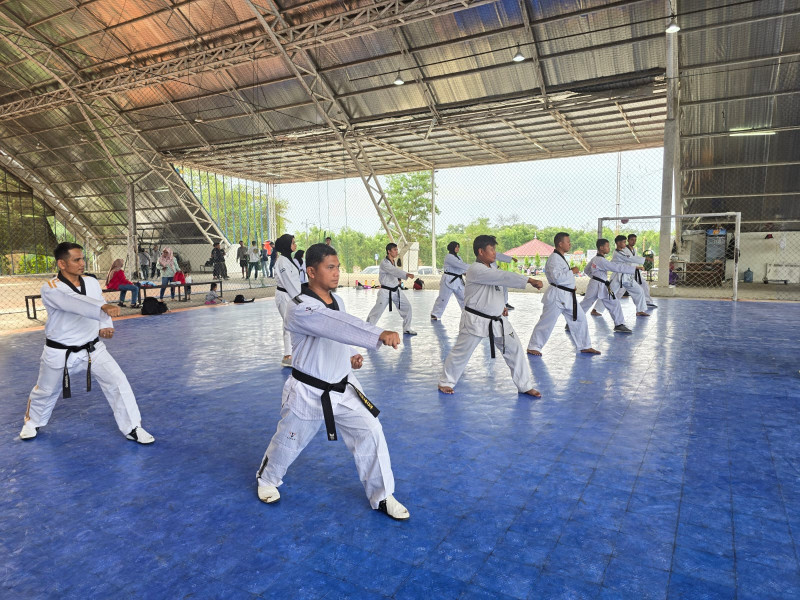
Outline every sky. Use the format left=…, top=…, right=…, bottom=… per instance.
left=276, top=147, right=665, bottom=237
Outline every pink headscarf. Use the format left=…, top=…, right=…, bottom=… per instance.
left=105, top=258, right=124, bottom=286
left=158, top=247, right=174, bottom=268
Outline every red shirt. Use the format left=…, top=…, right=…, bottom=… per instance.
left=106, top=270, right=132, bottom=290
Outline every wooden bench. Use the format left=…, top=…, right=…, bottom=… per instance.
left=25, top=279, right=223, bottom=319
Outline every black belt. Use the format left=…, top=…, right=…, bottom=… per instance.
left=444, top=271, right=464, bottom=284
left=592, top=276, right=615, bottom=300
left=634, top=269, right=643, bottom=284
left=465, top=306, right=504, bottom=358
left=549, top=283, right=578, bottom=321
left=381, top=284, right=400, bottom=312
left=45, top=337, right=99, bottom=399
left=276, top=286, right=287, bottom=293
left=291, top=368, right=379, bottom=441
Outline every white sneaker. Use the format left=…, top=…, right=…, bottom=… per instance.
left=377, top=494, right=410, bottom=520
left=258, top=485, right=281, bottom=504
left=19, top=422, right=38, bottom=440
left=403, top=330, right=417, bottom=336
left=281, top=356, right=292, bottom=368
left=126, top=426, right=155, bottom=444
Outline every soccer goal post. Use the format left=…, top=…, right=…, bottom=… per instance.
left=598, top=212, right=742, bottom=301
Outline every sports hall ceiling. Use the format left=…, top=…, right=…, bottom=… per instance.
left=0, top=0, right=796, bottom=246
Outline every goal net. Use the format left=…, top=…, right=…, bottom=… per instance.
left=598, top=212, right=742, bottom=301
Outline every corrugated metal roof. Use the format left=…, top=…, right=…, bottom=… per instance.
left=0, top=0, right=797, bottom=247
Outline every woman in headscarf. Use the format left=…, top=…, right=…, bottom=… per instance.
left=105, top=258, right=142, bottom=308
left=430, top=241, right=468, bottom=320
left=293, top=249, right=307, bottom=284
left=273, top=234, right=301, bottom=367
left=158, top=247, right=180, bottom=301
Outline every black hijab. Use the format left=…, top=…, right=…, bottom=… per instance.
left=447, top=241, right=462, bottom=261
left=275, top=234, right=299, bottom=272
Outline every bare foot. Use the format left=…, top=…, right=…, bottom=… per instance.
left=591, top=310, right=602, bottom=316
left=523, top=388, right=541, bottom=397
left=636, top=312, right=651, bottom=317
left=438, top=385, right=454, bottom=394
left=526, top=349, right=542, bottom=356
left=580, top=348, right=601, bottom=355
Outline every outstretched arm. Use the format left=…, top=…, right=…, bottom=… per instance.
left=595, top=256, right=638, bottom=274
left=287, top=302, right=384, bottom=349
left=467, top=264, right=529, bottom=289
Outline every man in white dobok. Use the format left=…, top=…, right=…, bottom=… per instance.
left=19, top=242, right=154, bottom=444
left=256, top=243, right=410, bottom=520
left=527, top=232, right=601, bottom=356
left=366, top=243, right=416, bottom=335
left=581, top=238, right=644, bottom=334
left=438, top=235, right=543, bottom=396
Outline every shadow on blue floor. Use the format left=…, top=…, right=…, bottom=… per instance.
left=1, top=290, right=799, bottom=599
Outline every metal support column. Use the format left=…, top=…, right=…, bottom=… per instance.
left=431, top=169, right=436, bottom=269
left=658, top=2, right=679, bottom=288
left=126, top=182, right=137, bottom=275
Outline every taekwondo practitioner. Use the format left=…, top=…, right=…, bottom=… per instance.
left=366, top=243, right=416, bottom=335
left=438, top=235, right=543, bottom=396
left=430, top=241, right=468, bottom=320
left=580, top=238, right=644, bottom=334
left=601, top=235, right=650, bottom=317
left=19, top=242, right=154, bottom=444
left=256, top=243, right=410, bottom=520
left=527, top=232, right=601, bottom=356
left=627, top=234, right=657, bottom=308
left=274, top=233, right=303, bottom=368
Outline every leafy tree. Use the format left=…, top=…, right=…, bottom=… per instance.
left=385, top=172, right=439, bottom=264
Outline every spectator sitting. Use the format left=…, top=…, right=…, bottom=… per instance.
left=105, top=258, right=142, bottom=308
left=158, top=247, right=180, bottom=300
left=205, top=282, right=226, bottom=304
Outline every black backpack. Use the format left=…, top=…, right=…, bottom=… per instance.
left=141, top=296, right=168, bottom=315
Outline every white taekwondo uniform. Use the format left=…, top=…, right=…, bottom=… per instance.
left=439, top=262, right=535, bottom=392
left=430, top=252, right=468, bottom=318
left=366, top=257, right=412, bottom=331
left=580, top=254, right=638, bottom=326
left=257, top=289, right=395, bottom=509
left=629, top=246, right=654, bottom=304
left=528, top=251, right=592, bottom=352
left=604, top=248, right=647, bottom=314
left=23, top=273, right=144, bottom=436
left=495, top=251, right=513, bottom=304
left=275, top=253, right=303, bottom=356
left=293, top=258, right=308, bottom=284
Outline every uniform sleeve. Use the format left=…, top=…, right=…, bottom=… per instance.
left=495, top=252, right=513, bottom=263
left=467, top=264, right=529, bottom=288
left=277, top=257, right=302, bottom=297
left=41, top=283, right=107, bottom=321
left=444, top=254, right=468, bottom=274
left=612, top=250, right=645, bottom=265
left=381, top=259, right=408, bottom=279
left=596, top=256, right=637, bottom=274
left=287, top=302, right=383, bottom=350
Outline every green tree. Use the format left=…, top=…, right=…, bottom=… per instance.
left=384, top=171, right=439, bottom=264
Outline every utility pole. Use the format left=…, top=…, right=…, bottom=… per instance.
left=431, top=169, right=436, bottom=269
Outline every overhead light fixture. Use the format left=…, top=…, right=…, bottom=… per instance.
left=512, top=47, right=525, bottom=62
left=393, top=72, right=404, bottom=86
left=729, top=129, right=776, bottom=137
left=665, top=16, right=680, bottom=33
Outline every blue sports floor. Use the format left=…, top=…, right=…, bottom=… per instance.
left=1, top=289, right=799, bottom=599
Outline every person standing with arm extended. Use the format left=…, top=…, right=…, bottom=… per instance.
left=255, top=243, right=409, bottom=520
left=19, top=242, right=154, bottom=444
left=365, top=243, right=416, bottom=335
left=274, top=234, right=303, bottom=368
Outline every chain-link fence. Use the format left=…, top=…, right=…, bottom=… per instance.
left=3, top=145, right=798, bottom=331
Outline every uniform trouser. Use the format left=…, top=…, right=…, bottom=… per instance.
left=257, top=387, right=395, bottom=509
left=580, top=281, right=624, bottom=326
left=24, top=343, right=142, bottom=435
left=366, top=288, right=412, bottom=331
left=439, top=324, right=535, bottom=392
left=596, top=279, right=647, bottom=313
left=640, top=278, right=653, bottom=303
left=528, top=300, right=592, bottom=351
left=430, top=282, right=465, bottom=318
left=274, top=291, right=293, bottom=356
